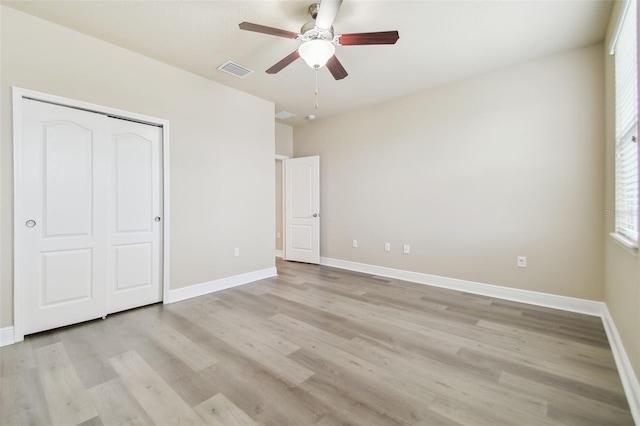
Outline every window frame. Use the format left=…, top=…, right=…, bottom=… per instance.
left=609, top=0, right=639, bottom=254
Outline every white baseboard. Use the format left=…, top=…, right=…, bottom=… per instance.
left=275, top=250, right=283, bottom=258
left=0, top=327, right=15, bottom=347
left=320, top=257, right=604, bottom=316
left=166, top=267, right=277, bottom=304
left=320, top=256, right=639, bottom=423
left=601, top=305, right=640, bottom=423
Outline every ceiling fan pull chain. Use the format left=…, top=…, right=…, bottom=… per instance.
left=315, top=67, right=319, bottom=109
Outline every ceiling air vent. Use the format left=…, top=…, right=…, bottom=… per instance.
left=275, top=110, right=296, bottom=120
left=217, top=61, right=253, bottom=78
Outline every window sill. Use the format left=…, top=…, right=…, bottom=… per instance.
left=609, top=232, right=639, bottom=256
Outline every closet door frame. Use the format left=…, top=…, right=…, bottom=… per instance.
left=12, top=87, right=171, bottom=343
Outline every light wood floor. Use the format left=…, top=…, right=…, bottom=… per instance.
left=1, top=259, right=634, bottom=425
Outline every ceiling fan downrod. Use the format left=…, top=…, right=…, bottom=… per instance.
left=308, top=3, right=320, bottom=20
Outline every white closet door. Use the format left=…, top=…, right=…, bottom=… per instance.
left=107, top=118, right=162, bottom=313
left=20, top=99, right=110, bottom=335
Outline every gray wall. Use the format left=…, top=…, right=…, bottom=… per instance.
left=295, top=44, right=605, bottom=301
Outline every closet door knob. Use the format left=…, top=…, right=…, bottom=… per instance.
left=154, top=217, right=161, bottom=222
left=25, top=220, right=36, bottom=228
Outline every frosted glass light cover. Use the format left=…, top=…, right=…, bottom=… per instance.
left=299, top=40, right=336, bottom=69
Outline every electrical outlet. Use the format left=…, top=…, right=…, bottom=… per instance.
left=352, top=240, right=358, bottom=248
left=517, top=256, right=526, bottom=267
left=403, top=244, right=410, bottom=254
left=384, top=242, right=391, bottom=252
left=234, top=247, right=240, bottom=257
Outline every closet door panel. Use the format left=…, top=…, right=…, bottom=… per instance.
left=108, top=118, right=163, bottom=313
left=20, top=99, right=109, bottom=335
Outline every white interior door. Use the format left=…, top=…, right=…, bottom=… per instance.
left=107, top=118, right=162, bottom=313
left=20, top=99, right=110, bottom=335
left=285, top=156, right=320, bottom=264
left=18, top=98, right=163, bottom=336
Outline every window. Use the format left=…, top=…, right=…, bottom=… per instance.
left=611, top=0, right=639, bottom=249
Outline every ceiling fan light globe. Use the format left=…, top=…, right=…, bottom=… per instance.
left=299, top=40, right=335, bottom=69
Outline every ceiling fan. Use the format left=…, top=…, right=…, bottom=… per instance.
left=239, top=0, right=399, bottom=80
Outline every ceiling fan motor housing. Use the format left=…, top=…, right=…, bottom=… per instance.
left=300, top=21, right=334, bottom=42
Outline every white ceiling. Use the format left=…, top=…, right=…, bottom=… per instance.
left=3, top=0, right=613, bottom=126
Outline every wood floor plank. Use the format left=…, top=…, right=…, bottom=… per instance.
left=171, top=299, right=314, bottom=386
left=0, top=368, right=52, bottom=426
left=68, top=352, right=120, bottom=389
left=264, top=286, right=465, bottom=354
left=123, top=332, right=196, bottom=385
left=499, top=371, right=634, bottom=425
left=291, top=348, right=430, bottom=425
left=476, top=319, right=617, bottom=365
left=0, top=339, right=36, bottom=377
left=457, top=347, right=630, bottom=410
left=267, top=316, right=441, bottom=410
left=109, top=350, right=205, bottom=426
left=2, top=259, right=633, bottom=425
left=136, top=313, right=219, bottom=371
left=39, top=364, right=98, bottom=425
left=34, top=342, right=98, bottom=426
left=76, top=416, right=105, bottom=426
left=271, top=313, right=550, bottom=422
left=194, top=393, right=259, bottom=426
left=28, top=329, right=61, bottom=350
left=168, top=364, right=223, bottom=408
left=428, top=397, right=545, bottom=426
left=298, top=373, right=408, bottom=426
left=189, top=357, right=322, bottom=425
left=259, top=292, right=360, bottom=339
left=469, top=323, right=623, bottom=391
left=88, top=377, right=155, bottom=426
left=204, top=299, right=300, bottom=356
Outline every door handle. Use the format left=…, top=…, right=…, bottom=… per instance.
left=312, top=213, right=319, bottom=217
left=25, top=220, right=36, bottom=228
left=154, top=216, right=161, bottom=222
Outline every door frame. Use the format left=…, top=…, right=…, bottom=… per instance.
left=12, top=87, right=171, bottom=342
left=275, top=154, right=289, bottom=260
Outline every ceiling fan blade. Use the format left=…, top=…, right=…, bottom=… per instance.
left=239, top=22, right=299, bottom=39
left=326, top=55, right=348, bottom=80
left=315, top=0, right=343, bottom=30
left=266, top=50, right=300, bottom=74
left=339, top=31, right=400, bottom=45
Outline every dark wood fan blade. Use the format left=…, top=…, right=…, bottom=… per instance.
left=266, top=50, right=300, bottom=74
left=239, top=22, right=299, bottom=39
left=326, top=55, right=348, bottom=80
left=338, top=31, right=399, bottom=45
